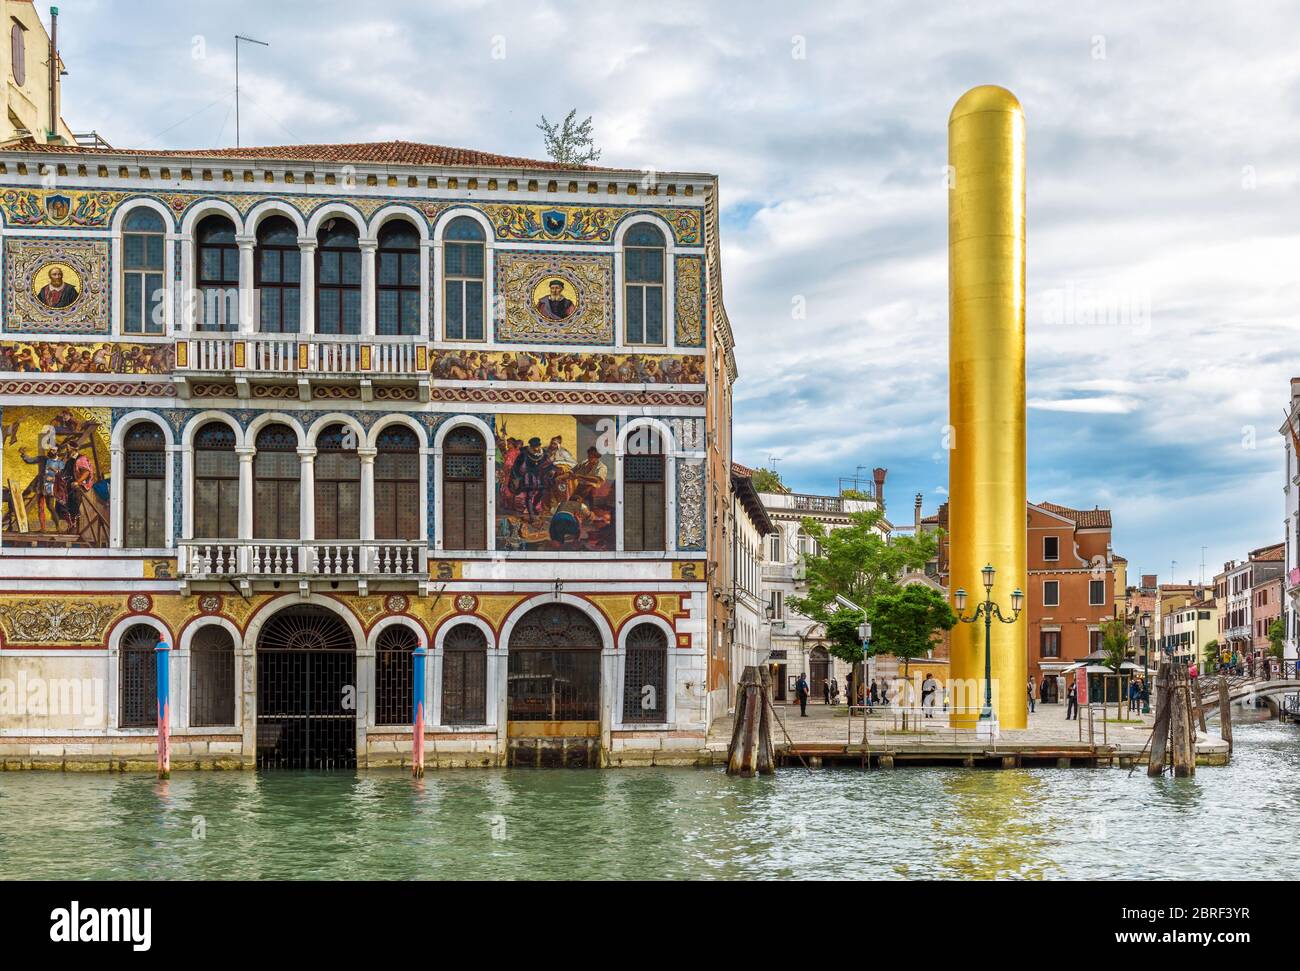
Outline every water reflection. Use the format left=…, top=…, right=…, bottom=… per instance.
left=0, top=719, right=1297, bottom=880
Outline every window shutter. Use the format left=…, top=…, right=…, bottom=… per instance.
left=464, top=479, right=486, bottom=550
left=444, top=481, right=466, bottom=550
left=624, top=482, right=645, bottom=551
left=643, top=481, right=665, bottom=551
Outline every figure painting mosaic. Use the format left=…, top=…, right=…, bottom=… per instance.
left=495, top=414, right=614, bottom=551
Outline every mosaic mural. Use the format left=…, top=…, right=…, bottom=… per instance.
left=1, top=405, right=111, bottom=548
left=0, top=340, right=174, bottom=374
left=481, top=203, right=702, bottom=245
left=0, top=598, right=122, bottom=645
left=494, top=414, right=614, bottom=552
left=676, top=459, right=706, bottom=552
left=674, top=255, right=705, bottom=347
left=0, top=188, right=127, bottom=228
left=431, top=350, right=705, bottom=385
left=3, top=237, right=111, bottom=334
left=494, top=252, right=613, bottom=344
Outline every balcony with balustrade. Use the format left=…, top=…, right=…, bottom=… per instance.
left=174, top=333, right=430, bottom=402
left=179, top=539, right=428, bottom=597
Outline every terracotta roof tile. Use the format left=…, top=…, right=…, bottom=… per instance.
left=1037, top=501, right=1112, bottom=528
left=2, top=137, right=617, bottom=172
left=1250, top=542, right=1284, bottom=561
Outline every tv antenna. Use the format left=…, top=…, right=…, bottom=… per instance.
left=235, top=34, right=269, bottom=147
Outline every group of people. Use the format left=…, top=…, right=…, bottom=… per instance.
left=495, top=428, right=613, bottom=550
left=792, top=672, right=940, bottom=717
left=2, top=341, right=173, bottom=375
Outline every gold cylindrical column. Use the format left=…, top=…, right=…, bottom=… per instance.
left=948, top=85, right=1027, bottom=730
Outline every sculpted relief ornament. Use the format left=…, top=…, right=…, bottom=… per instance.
left=0, top=599, right=122, bottom=644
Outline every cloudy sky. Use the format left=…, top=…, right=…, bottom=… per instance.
left=54, top=0, right=1300, bottom=583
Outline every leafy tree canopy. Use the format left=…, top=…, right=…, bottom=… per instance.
left=537, top=109, right=602, bottom=165
left=787, top=507, right=938, bottom=628
left=866, top=585, right=956, bottom=667
left=750, top=467, right=784, bottom=493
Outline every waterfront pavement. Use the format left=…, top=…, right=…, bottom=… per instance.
left=706, top=700, right=1232, bottom=766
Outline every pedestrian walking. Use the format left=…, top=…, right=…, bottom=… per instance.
left=796, top=673, right=810, bottom=717
left=870, top=679, right=880, bottom=707
left=1027, top=677, right=1036, bottom=714
left=1128, top=679, right=1139, bottom=713
left=822, top=678, right=831, bottom=706
left=1066, top=680, right=1078, bottom=720
left=921, top=672, right=938, bottom=718
left=830, top=677, right=840, bottom=705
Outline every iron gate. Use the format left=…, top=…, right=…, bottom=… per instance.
left=256, top=606, right=357, bottom=769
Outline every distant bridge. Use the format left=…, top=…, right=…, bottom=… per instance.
left=1196, top=676, right=1300, bottom=718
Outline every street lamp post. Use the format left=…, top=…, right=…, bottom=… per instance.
left=954, top=563, right=1024, bottom=720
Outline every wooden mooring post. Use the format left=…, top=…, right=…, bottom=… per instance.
left=727, top=665, right=776, bottom=776
left=1170, top=663, right=1195, bottom=777
left=1147, top=660, right=1171, bottom=777
left=1217, top=672, right=1233, bottom=754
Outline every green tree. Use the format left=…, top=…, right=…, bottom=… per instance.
left=1202, top=638, right=1219, bottom=675
left=537, top=109, right=602, bottom=165
left=1098, top=617, right=1137, bottom=720
left=1267, top=618, right=1285, bottom=662
left=866, top=585, right=956, bottom=684
left=750, top=467, right=785, bottom=493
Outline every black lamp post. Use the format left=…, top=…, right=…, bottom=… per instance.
left=954, top=563, right=1024, bottom=719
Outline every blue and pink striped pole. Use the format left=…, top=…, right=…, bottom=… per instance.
left=155, top=640, right=171, bottom=779
left=412, top=643, right=426, bottom=778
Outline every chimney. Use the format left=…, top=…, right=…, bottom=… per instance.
left=873, top=467, right=887, bottom=511
left=914, top=492, right=923, bottom=530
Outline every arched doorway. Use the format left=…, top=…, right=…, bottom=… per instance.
left=256, top=605, right=357, bottom=769
left=506, top=603, right=603, bottom=766
left=809, top=646, right=831, bottom=702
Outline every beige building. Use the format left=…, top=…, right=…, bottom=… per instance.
left=2, top=1, right=76, bottom=145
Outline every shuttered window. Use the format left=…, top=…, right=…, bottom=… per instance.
left=442, top=427, right=486, bottom=550
left=124, top=422, right=166, bottom=548
left=313, top=424, right=360, bottom=540
left=441, top=624, right=487, bottom=725
left=253, top=424, right=300, bottom=540
left=190, top=626, right=236, bottom=726
left=375, top=426, right=420, bottom=540
left=193, top=422, right=238, bottom=538
left=623, top=435, right=665, bottom=552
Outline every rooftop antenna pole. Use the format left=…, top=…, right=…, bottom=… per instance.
left=1199, top=546, right=1206, bottom=586
left=235, top=34, right=269, bottom=148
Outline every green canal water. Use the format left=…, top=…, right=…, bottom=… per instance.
left=1, top=712, right=1297, bottom=880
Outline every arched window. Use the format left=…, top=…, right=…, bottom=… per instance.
left=443, top=216, right=485, bottom=341
left=314, top=423, right=360, bottom=540
left=123, top=422, right=166, bottom=548
left=623, top=428, right=665, bottom=551
left=316, top=218, right=361, bottom=335
left=193, top=421, right=238, bottom=539
left=442, top=624, right=487, bottom=725
left=624, top=223, right=665, bottom=345
left=122, top=208, right=166, bottom=334
left=442, top=426, right=486, bottom=550
left=622, top=624, right=668, bottom=723
left=11, top=22, right=25, bottom=86
left=255, top=215, right=301, bottom=333
left=375, top=624, right=418, bottom=726
left=375, top=425, right=419, bottom=540
left=120, top=623, right=160, bottom=728
left=376, top=220, right=421, bottom=336
left=190, top=626, right=235, bottom=726
left=195, top=214, right=239, bottom=331
left=253, top=424, right=299, bottom=540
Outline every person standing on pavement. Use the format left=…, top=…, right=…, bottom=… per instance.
left=796, top=673, right=810, bottom=717
left=1027, top=677, right=1036, bottom=714
left=1066, top=679, right=1078, bottom=720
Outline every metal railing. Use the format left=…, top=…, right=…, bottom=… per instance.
left=845, top=704, right=997, bottom=747
left=176, top=333, right=424, bottom=376
left=180, top=540, right=426, bottom=578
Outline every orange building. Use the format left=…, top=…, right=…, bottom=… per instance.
left=922, top=500, right=1118, bottom=704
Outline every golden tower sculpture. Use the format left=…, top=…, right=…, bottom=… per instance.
left=947, top=85, right=1028, bottom=730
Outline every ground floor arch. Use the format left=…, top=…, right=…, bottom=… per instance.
left=255, top=604, right=358, bottom=769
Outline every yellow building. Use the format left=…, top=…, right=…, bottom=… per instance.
left=1, top=1, right=75, bottom=145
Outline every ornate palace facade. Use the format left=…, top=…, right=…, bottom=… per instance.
left=0, top=138, right=736, bottom=769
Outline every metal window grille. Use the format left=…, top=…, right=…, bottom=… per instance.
left=256, top=606, right=357, bottom=770
left=507, top=605, right=601, bottom=722
left=120, top=623, right=159, bottom=728
left=443, top=427, right=486, bottom=550
left=314, top=424, right=360, bottom=541
left=441, top=624, right=487, bottom=725
left=254, top=424, right=301, bottom=542
left=622, top=624, right=667, bottom=723
left=375, top=426, right=419, bottom=540
left=190, top=625, right=236, bottom=726
left=375, top=625, right=418, bottom=725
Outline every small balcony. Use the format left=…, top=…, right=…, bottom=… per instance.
left=179, top=540, right=428, bottom=596
left=174, top=334, right=430, bottom=402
